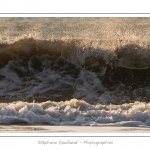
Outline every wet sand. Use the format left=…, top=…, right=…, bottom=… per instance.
left=1, top=125, right=150, bottom=133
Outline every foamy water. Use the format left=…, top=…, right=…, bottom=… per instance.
left=0, top=18, right=150, bottom=126
left=0, top=99, right=150, bottom=126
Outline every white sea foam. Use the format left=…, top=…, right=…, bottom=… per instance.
left=0, top=99, right=150, bottom=126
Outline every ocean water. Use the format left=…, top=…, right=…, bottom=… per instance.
left=0, top=17, right=150, bottom=126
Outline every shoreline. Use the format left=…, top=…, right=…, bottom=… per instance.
left=1, top=125, right=150, bottom=133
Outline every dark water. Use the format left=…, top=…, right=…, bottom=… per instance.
left=0, top=38, right=150, bottom=104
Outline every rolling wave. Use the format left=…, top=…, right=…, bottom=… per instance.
left=0, top=38, right=150, bottom=104
left=0, top=18, right=150, bottom=126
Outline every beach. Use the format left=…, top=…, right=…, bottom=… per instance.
left=1, top=125, right=150, bottom=133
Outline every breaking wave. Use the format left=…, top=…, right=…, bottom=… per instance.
left=0, top=38, right=150, bottom=105
left=0, top=17, right=150, bottom=126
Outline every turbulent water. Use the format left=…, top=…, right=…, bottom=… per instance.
left=0, top=18, right=150, bottom=126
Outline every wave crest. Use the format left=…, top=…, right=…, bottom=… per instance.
left=0, top=38, right=150, bottom=104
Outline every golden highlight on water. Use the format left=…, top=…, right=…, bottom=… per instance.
left=0, top=18, right=150, bottom=126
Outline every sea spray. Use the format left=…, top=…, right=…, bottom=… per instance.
left=0, top=18, right=150, bottom=126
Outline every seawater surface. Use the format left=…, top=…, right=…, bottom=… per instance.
left=0, top=18, right=150, bottom=126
